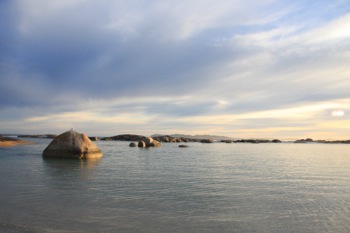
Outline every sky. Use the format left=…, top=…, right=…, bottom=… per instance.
left=1, top=0, right=350, bottom=139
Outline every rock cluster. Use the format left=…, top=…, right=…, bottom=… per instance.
left=222, top=140, right=233, bottom=143
left=294, top=138, right=350, bottom=144
left=102, top=134, right=145, bottom=141
left=153, top=135, right=192, bottom=143
left=102, top=134, right=219, bottom=143
left=200, top=139, right=214, bottom=143
left=294, top=138, right=314, bottom=143
left=138, top=137, right=161, bottom=147
left=42, top=130, right=103, bottom=159
left=220, top=139, right=282, bottom=143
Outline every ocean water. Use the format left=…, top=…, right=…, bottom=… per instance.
left=0, top=139, right=350, bottom=233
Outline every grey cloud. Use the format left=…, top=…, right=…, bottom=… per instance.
left=0, top=0, right=280, bottom=109
left=1, top=0, right=350, bottom=138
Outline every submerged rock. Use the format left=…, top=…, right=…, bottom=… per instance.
left=129, top=142, right=137, bottom=147
left=42, top=129, right=103, bottom=159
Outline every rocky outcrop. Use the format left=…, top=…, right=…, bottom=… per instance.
left=320, top=140, right=350, bottom=144
left=271, top=139, right=282, bottom=143
left=294, top=138, right=314, bottom=143
left=152, top=135, right=202, bottom=143
left=42, top=130, right=103, bottom=159
left=200, top=139, right=214, bottom=143
left=153, top=135, right=172, bottom=142
left=102, top=134, right=145, bottom=141
left=295, top=138, right=350, bottom=144
left=233, top=139, right=273, bottom=143
left=153, top=135, right=183, bottom=143
left=221, top=140, right=233, bottom=143
left=138, top=137, right=161, bottom=147
left=129, top=142, right=137, bottom=147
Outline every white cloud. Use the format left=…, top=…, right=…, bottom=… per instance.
left=234, top=12, right=350, bottom=49
left=301, top=13, right=350, bottom=44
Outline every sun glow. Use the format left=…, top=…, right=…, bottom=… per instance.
left=331, top=110, right=345, bottom=117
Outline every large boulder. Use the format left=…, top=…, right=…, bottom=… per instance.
left=42, top=130, right=103, bottom=159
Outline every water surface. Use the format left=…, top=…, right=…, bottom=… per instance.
left=0, top=139, right=349, bottom=232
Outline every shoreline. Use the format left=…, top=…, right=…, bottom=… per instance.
left=1, top=134, right=350, bottom=145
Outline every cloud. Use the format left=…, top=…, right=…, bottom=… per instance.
left=1, top=0, right=350, bottom=138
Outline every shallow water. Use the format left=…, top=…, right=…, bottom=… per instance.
left=0, top=139, right=350, bottom=233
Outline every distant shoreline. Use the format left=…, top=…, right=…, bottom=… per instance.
left=1, top=134, right=350, bottom=145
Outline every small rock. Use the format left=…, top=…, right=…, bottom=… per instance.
left=138, top=141, right=146, bottom=147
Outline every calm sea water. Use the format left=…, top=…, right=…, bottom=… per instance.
left=0, top=139, right=349, bottom=233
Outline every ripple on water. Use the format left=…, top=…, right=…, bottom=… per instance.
left=0, top=141, right=350, bottom=233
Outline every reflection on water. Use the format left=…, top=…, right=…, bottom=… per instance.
left=43, top=158, right=101, bottom=178
left=41, top=158, right=102, bottom=197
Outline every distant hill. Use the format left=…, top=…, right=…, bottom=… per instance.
left=151, top=134, right=234, bottom=141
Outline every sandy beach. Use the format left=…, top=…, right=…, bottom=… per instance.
left=0, top=136, right=34, bottom=147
